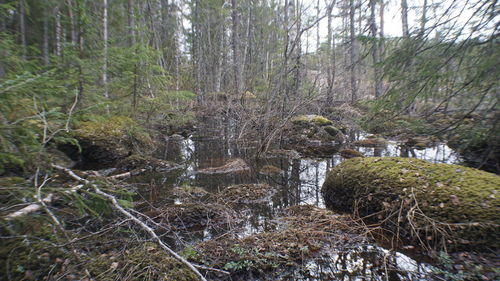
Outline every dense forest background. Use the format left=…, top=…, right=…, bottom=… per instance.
left=0, top=0, right=498, bottom=175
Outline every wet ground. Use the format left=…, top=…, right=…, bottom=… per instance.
left=130, top=118, right=462, bottom=280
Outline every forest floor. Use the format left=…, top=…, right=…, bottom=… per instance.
left=1, top=106, right=499, bottom=281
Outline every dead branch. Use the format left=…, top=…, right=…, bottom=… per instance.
left=5, top=194, right=54, bottom=220
left=51, top=164, right=208, bottom=281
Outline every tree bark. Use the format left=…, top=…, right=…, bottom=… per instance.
left=103, top=0, right=109, bottom=113
left=19, top=1, right=27, bottom=60
left=326, top=2, right=335, bottom=106
left=370, top=0, right=381, bottom=98
left=379, top=0, right=385, bottom=55
left=401, top=0, right=409, bottom=37
left=55, top=5, right=62, bottom=57
left=67, top=0, right=77, bottom=45
left=349, top=0, right=358, bottom=104
left=43, top=6, right=50, bottom=65
left=231, top=0, right=243, bottom=95
left=420, top=0, right=428, bottom=38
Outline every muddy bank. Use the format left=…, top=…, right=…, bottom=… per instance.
left=322, top=157, right=500, bottom=251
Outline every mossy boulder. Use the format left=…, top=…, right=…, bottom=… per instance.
left=354, top=136, right=387, bottom=147
left=74, top=116, right=154, bottom=168
left=339, top=149, right=364, bottom=159
left=116, top=154, right=181, bottom=172
left=285, top=115, right=345, bottom=157
left=291, top=115, right=333, bottom=126
left=323, top=125, right=340, bottom=136
left=322, top=157, right=500, bottom=250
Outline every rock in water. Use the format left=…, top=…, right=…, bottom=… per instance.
left=339, top=149, right=364, bottom=159
left=321, top=157, right=500, bottom=250
left=197, top=158, right=250, bottom=174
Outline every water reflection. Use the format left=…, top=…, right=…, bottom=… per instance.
left=135, top=120, right=461, bottom=280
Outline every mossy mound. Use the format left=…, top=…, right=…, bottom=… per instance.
left=116, top=154, right=181, bottom=172
left=322, top=157, right=500, bottom=250
left=291, top=115, right=333, bottom=126
left=339, top=149, right=364, bottom=159
left=285, top=115, right=344, bottom=157
left=403, top=136, right=439, bottom=150
left=0, top=223, right=75, bottom=280
left=74, top=116, right=154, bottom=167
left=354, top=136, right=387, bottom=147
left=172, top=186, right=209, bottom=201
left=218, top=184, right=276, bottom=203
left=87, top=243, right=198, bottom=281
left=259, top=165, right=283, bottom=175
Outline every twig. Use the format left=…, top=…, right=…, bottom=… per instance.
left=51, top=164, right=208, bottom=281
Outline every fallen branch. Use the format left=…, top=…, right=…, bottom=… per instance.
left=109, top=168, right=147, bottom=179
left=5, top=194, right=54, bottom=220
left=4, top=182, right=86, bottom=220
left=51, top=164, right=208, bottom=281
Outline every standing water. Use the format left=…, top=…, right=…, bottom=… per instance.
left=131, top=118, right=461, bottom=280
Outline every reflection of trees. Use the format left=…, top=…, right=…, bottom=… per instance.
left=290, top=159, right=301, bottom=206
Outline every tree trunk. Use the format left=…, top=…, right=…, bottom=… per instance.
left=43, top=6, right=50, bottom=65
left=128, top=0, right=136, bottom=45
left=215, top=17, right=225, bottom=93
left=369, top=0, right=381, bottom=98
left=19, top=1, right=27, bottom=60
left=67, top=0, right=77, bottom=45
left=316, top=0, right=321, bottom=73
left=231, top=0, right=243, bottom=95
left=401, top=0, right=409, bottom=37
left=420, top=0, right=427, bottom=38
left=55, top=5, right=62, bottom=57
left=326, top=2, right=334, bottom=106
left=103, top=0, right=109, bottom=113
left=127, top=0, right=139, bottom=108
left=379, top=0, right=385, bottom=55
left=349, top=0, right=357, bottom=104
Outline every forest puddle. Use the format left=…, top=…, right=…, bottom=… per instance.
left=129, top=119, right=461, bottom=280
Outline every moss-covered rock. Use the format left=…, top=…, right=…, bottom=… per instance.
left=291, top=115, right=333, bottom=126
left=284, top=115, right=345, bottom=157
left=74, top=116, right=154, bottom=168
left=116, top=154, right=181, bottom=172
left=323, top=125, right=340, bottom=136
left=321, top=157, right=500, bottom=250
left=354, top=136, right=387, bottom=147
left=339, top=149, right=364, bottom=159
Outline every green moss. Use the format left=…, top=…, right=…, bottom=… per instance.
left=75, top=116, right=152, bottom=146
left=323, top=125, right=340, bottom=136
left=73, top=116, right=154, bottom=165
left=354, top=137, right=387, bottom=147
left=311, top=116, right=334, bottom=126
left=322, top=157, right=500, bottom=250
left=291, top=115, right=333, bottom=126
left=0, top=223, right=67, bottom=280
left=87, top=243, right=198, bottom=281
left=339, top=149, right=364, bottom=158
